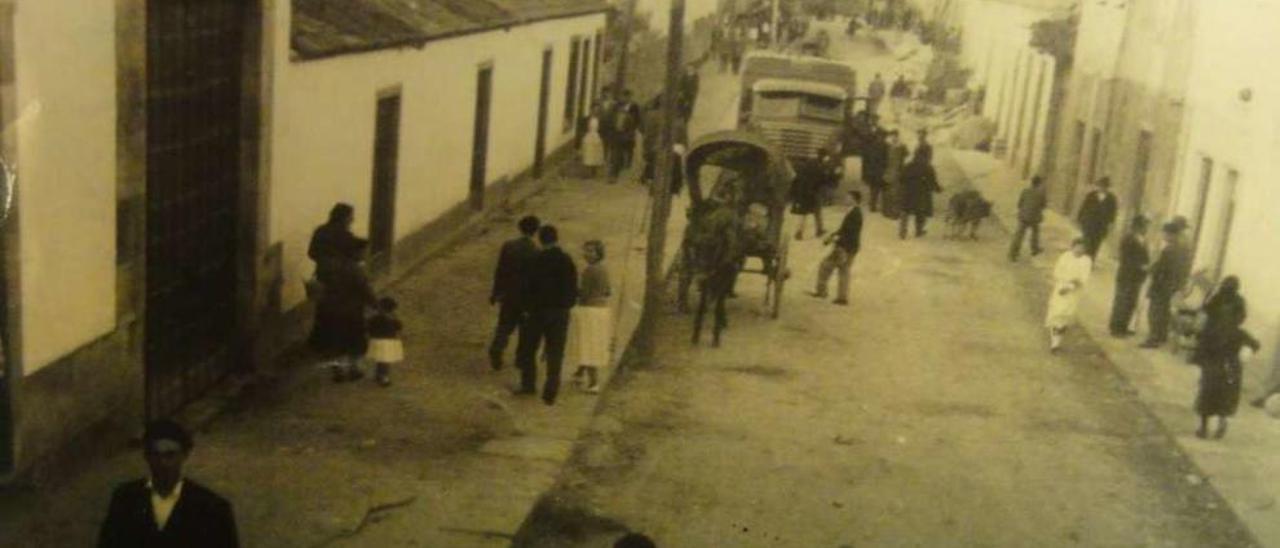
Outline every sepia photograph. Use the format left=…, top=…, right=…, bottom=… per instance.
left=0, top=0, right=1278, bottom=546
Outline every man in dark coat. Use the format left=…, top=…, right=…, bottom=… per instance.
left=98, top=420, right=238, bottom=548
left=1140, top=222, right=1192, bottom=348
left=861, top=129, right=888, bottom=212
left=1008, top=176, right=1047, bottom=261
left=1076, top=177, right=1118, bottom=258
left=514, top=225, right=579, bottom=405
left=489, top=215, right=541, bottom=370
left=1109, top=215, right=1150, bottom=337
left=898, top=148, right=941, bottom=239
left=790, top=159, right=827, bottom=240
left=811, top=190, right=864, bottom=305
left=608, top=90, right=643, bottom=182
left=881, top=130, right=909, bottom=219
left=867, top=73, right=886, bottom=114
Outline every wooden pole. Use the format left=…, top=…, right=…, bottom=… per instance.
left=771, top=0, right=781, bottom=49
left=638, top=0, right=685, bottom=357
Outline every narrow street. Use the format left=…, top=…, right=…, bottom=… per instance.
left=516, top=150, right=1257, bottom=547
left=515, top=23, right=1260, bottom=548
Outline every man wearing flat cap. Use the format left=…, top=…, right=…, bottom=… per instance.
left=98, top=419, right=238, bottom=548
left=1076, top=177, right=1118, bottom=258
left=1140, top=221, right=1192, bottom=349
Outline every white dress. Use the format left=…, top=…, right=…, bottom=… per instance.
left=1045, top=251, right=1093, bottom=328
left=582, top=118, right=605, bottom=168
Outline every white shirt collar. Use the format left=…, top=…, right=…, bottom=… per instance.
left=147, top=478, right=185, bottom=531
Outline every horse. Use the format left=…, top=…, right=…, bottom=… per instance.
left=677, top=202, right=742, bottom=347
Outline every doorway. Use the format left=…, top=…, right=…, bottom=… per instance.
left=470, top=66, right=494, bottom=211
left=533, top=49, right=552, bottom=179
left=144, top=0, right=247, bottom=419
left=369, top=92, right=401, bottom=273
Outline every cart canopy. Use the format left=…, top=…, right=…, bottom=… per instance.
left=685, top=129, right=795, bottom=208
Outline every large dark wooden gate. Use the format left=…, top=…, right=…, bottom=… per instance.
left=144, top=0, right=246, bottom=418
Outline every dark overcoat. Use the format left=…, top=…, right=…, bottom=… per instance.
left=900, top=160, right=942, bottom=216
left=98, top=479, right=238, bottom=548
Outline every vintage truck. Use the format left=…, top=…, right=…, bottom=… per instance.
left=737, top=51, right=858, bottom=162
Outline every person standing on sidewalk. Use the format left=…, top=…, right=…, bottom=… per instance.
left=489, top=216, right=541, bottom=370
left=1109, top=215, right=1150, bottom=337
left=1191, top=276, right=1259, bottom=439
left=810, top=190, right=864, bottom=306
left=1008, top=175, right=1047, bottom=261
left=571, top=240, right=613, bottom=394
left=1045, top=238, right=1094, bottom=352
left=608, top=90, right=642, bottom=183
left=98, top=420, right=239, bottom=548
left=898, top=147, right=941, bottom=239
left=514, top=225, right=578, bottom=405
left=1075, top=177, right=1118, bottom=259
left=1140, top=222, right=1192, bottom=349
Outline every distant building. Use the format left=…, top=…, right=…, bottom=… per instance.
left=0, top=0, right=609, bottom=479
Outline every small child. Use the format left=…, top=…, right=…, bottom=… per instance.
left=366, top=297, right=404, bottom=387
left=572, top=240, right=613, bottom=393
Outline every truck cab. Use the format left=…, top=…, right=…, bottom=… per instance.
left=737, top=52, right=857, bottom=162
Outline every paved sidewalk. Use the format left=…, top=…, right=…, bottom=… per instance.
left=950, top=149, right=1280, bottom=546
left=0, top=61, right=737, bottom=547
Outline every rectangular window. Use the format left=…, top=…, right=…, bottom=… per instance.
left=563, top=38, right=581, bottom=131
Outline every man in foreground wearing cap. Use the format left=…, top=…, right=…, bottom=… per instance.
left=98, top=420, right=238, bottom=547
left=1140, top=221, right=1192, bottom=349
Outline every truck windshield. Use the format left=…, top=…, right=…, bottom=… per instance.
left=754, top=91, right=844, bottom=122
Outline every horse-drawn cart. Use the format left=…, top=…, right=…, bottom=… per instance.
left=678, top=130, right=796, bottom=345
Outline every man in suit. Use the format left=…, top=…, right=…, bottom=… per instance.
left=514, top=225, right=579, bottom=405
left=1140, top=221, right=1192, bottom=348
left=489, top=216, right=541, bottom=370
left=98, top=420, right=238, bottom=548
left=811, top=191, right=864, bottom=306
left=1008, top=176, right=1047, bottom=261
left=1076, top=177, right=1118, bottom=258
left=861, top=129, right=888, bottom=212
left=1110, top=215, right=1151, bottom=337
left=608, top=90, right=642, bottom=182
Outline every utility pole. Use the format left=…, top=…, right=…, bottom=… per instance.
left=639, top=0, right=684, bottom=357
left=614, top=0, right=636, bottom=93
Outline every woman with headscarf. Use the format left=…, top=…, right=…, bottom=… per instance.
left=1045, top=237, right=1094, bottom=352
left=308, top=204, right=377, bottom=381
left=898, top=145, right=941, bottom=239
left=1191, top=276, right=1259, bottom=439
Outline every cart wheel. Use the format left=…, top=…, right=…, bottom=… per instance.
left=771, top=238, right=789, bottom=319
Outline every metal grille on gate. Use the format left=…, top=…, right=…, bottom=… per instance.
left=144, top=0, right=245, bottom=419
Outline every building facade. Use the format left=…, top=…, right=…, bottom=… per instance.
left=1169, top=0, right=1280, bottom=387
left=0, top=0, right=610, bottom=480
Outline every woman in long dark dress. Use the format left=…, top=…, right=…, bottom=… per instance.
left=308, top=206, right=377, bottom=381
left=1191, top=276, right=1259, bottom=439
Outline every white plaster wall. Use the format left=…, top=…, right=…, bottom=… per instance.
left=11, top=0, right=117, bottom=373
left=269, top=6, right=608, bottom=309
left=1173, top=0, right=1280, bottom=372
left=1073, top=0, right=1125, bottom=81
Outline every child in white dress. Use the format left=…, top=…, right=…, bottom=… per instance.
left=367, top=297, right=404, bottom=387
left=1046, top=238, right=1094, bottom=352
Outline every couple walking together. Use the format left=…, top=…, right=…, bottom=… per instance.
left=489, top=216, right=613, bottom=403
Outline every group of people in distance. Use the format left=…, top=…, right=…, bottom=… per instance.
left=576, top=74, right=697, bottom=187
left=1011, top=173, right=1263, bottom=439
